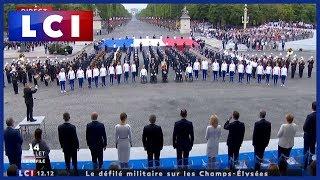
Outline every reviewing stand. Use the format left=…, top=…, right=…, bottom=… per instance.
left=15, top=116, right=46, bottom=135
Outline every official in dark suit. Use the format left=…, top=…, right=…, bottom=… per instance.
left=86, top=112, right=107, bottom=170
left=252, top=111, right=271, bottom=170
left=23, top=83, right=38, bottom=122
left=58, top=112, right=79, bottom=175
left=303, top=101, right=316, bottom=169
left=142, top=114, right=163, bottom=168
left=173, top=109, right=194, bottom=167
left=4, top=118, right=23, bottom=169
left=224, top=111, right=245, bottom=169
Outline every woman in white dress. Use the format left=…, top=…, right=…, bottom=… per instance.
left=205, top=114, right=221, bottom=169
left=115, top=112, right=132, bottom=168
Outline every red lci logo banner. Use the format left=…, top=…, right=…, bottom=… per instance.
left=16, top=5, right=53, bottom=11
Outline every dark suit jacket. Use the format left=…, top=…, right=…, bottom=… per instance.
left=252, top=119, right=271, bottom=148
left=4, top=127, right=23, bottom=157
left=86, top=121, right=107, bottom=150
left=173, top=119, right=194, bottom=151
left=142, top=124, right=163, bottom=152
left=224, top=120, right=245, bottom=148
left=58, top=122, right=79, bottom=153
left=303, top=111, right=316, bottom=142
left=23, top=87, right=37, bottom=105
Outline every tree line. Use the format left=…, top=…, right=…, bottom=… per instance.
left=138, top=4, right=316, bottom=27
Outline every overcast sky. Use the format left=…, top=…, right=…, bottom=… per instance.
left=122, top=4, right=148, bottom=10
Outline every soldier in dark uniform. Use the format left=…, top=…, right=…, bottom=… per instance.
left=175, top=64, right=183, bottom=82
left=11, top=70, right=19, bottom=94
left=150, top=65, right=157, bottom=84
left=298, top=58, right=305, bottom=78
left=5, top=65, right=12, bottom=84
left=21, top=69, right=27, bottom=87
left=140, top=42, right=143, bottom=52
left=291, top=59, right=297, bottom=79
left=307, top=57, right=314, bottom=78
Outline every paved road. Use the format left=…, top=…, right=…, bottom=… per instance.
left=4, top=18, right=316, bottom=150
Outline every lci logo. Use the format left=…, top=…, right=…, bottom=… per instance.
left=8, top=11, right=93, bottom=41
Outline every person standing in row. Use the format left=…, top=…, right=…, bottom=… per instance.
left=252, top=111, right=271, bottom=171
left=224, top=111, right=245, bottom=169
left=205, top=114, right=221, bottom=169
left=76, top=67, right=84, bottom=89
left=58, top=112, right=79, bottom=175
left=4, top=118, right=23, bottom=169
left=193, top=59, right=200, bottom=80
left=131, top=62, right=137, bottom=82
left=86, top=67, right=92, bottom=89
left=307, top=56, right=314, bottom=78
left=93, top=66, right=100, bottom=88
left=229, top=61, right=235, bottom=82
left=100, top=64, right=107, bottom=87
left=142, top=114, right=163, bottom=168
left=277, top=113, right=297, bottom=174
left=256, top=63, right=264, bottom=84
left=201, top=59, right=209, bottom=81
left=237, top=61, right=244, bottom=83
left=280, top=65, right=287, bottom=87
left=11, top=70, right=19, bottom=94
left=246, top=62, right=252, bottom=84
left=68, top=67, right=75, bottom=91
left=291, top=59, right=297, bottom=79
left=221, top=61, right=228, bottom=82
left=86, top=112, right=107, bottom=170
left=23, top=83, right=38, bottom=122
left=116, top=62, right=122, bottom=85
left=212, top=60, right=219, bottom=81
left=173, top=109, right=194, bottom=167
left=265, top=64, right=272, bottom=86
left=298, top=58, right=305, bottom=78
left=115, top=113, right=132, bottom=168
left=108, top=65, right=115, bottom=85
left=123, top=61, right=130, bottom=83
left=303, top=101, right=316, bottom=169
left=273, top=64, right=280, bottom=86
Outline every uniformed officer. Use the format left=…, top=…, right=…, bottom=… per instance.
left=291, top=58, right=297, bottom=79
left=298, top=58, right=305, bottom=78
left=307, top=56, right=314, bottom=78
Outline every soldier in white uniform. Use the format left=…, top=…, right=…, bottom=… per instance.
left=256, top=62, right=264, bottom=84
left=86, top=67, right=93, bottom=88
left=237, top=61, right=244, bottom=83
left=140, top=65, right=148, bottom=84
left=212, top=60, right=219, bottom=81
left=116, top=62, right=122, bottom=85
left=221, top=61, right=228, bottom=82
left=193, top=59, right=200, bottom=80
left=131, top=62, right=137, bottom=82
left=186, top=63, right=193, bottom=81
left=229, top=60, right=236, bottom=82
left=108, top=65, right=115, bottom=85
left=93, top=66, right=100, bottom=88
left=280, top=65, right=288, bottom=87
left=273, top=63, right=281, bottom=86
left=245, top=62, right=253, bottom=84
left=58, top=68, right=66, bottom=93
left=123, top=61, right=130, bottom=83
left=265, top=64, right=272, bottom=86
left=76, top=67, right=84, bottom=88
left=67, top=67, right=75, bottom=91
left=100, top=64, right=107, bottom=87
left=201, top=59, right=209, bottom=81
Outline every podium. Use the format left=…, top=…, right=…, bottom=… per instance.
left=15, top=116, right=46, bottom=135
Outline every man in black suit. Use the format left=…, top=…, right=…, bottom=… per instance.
left=224, top=111, right=245, bottom=169
left=173, top=109, right=194, bottom=167
left=142, top=114, right=163, bottom=168
left=86, top=112, right=107, bottom=170
left=4, top=118, right=23, bottom=169
left=303, top=101, right=316, bottom=169
left=58, top=112, right=79, bottom=175
left=252, top=111, right=271, bottom=170
left=23, top=83, right=38, bottom=122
